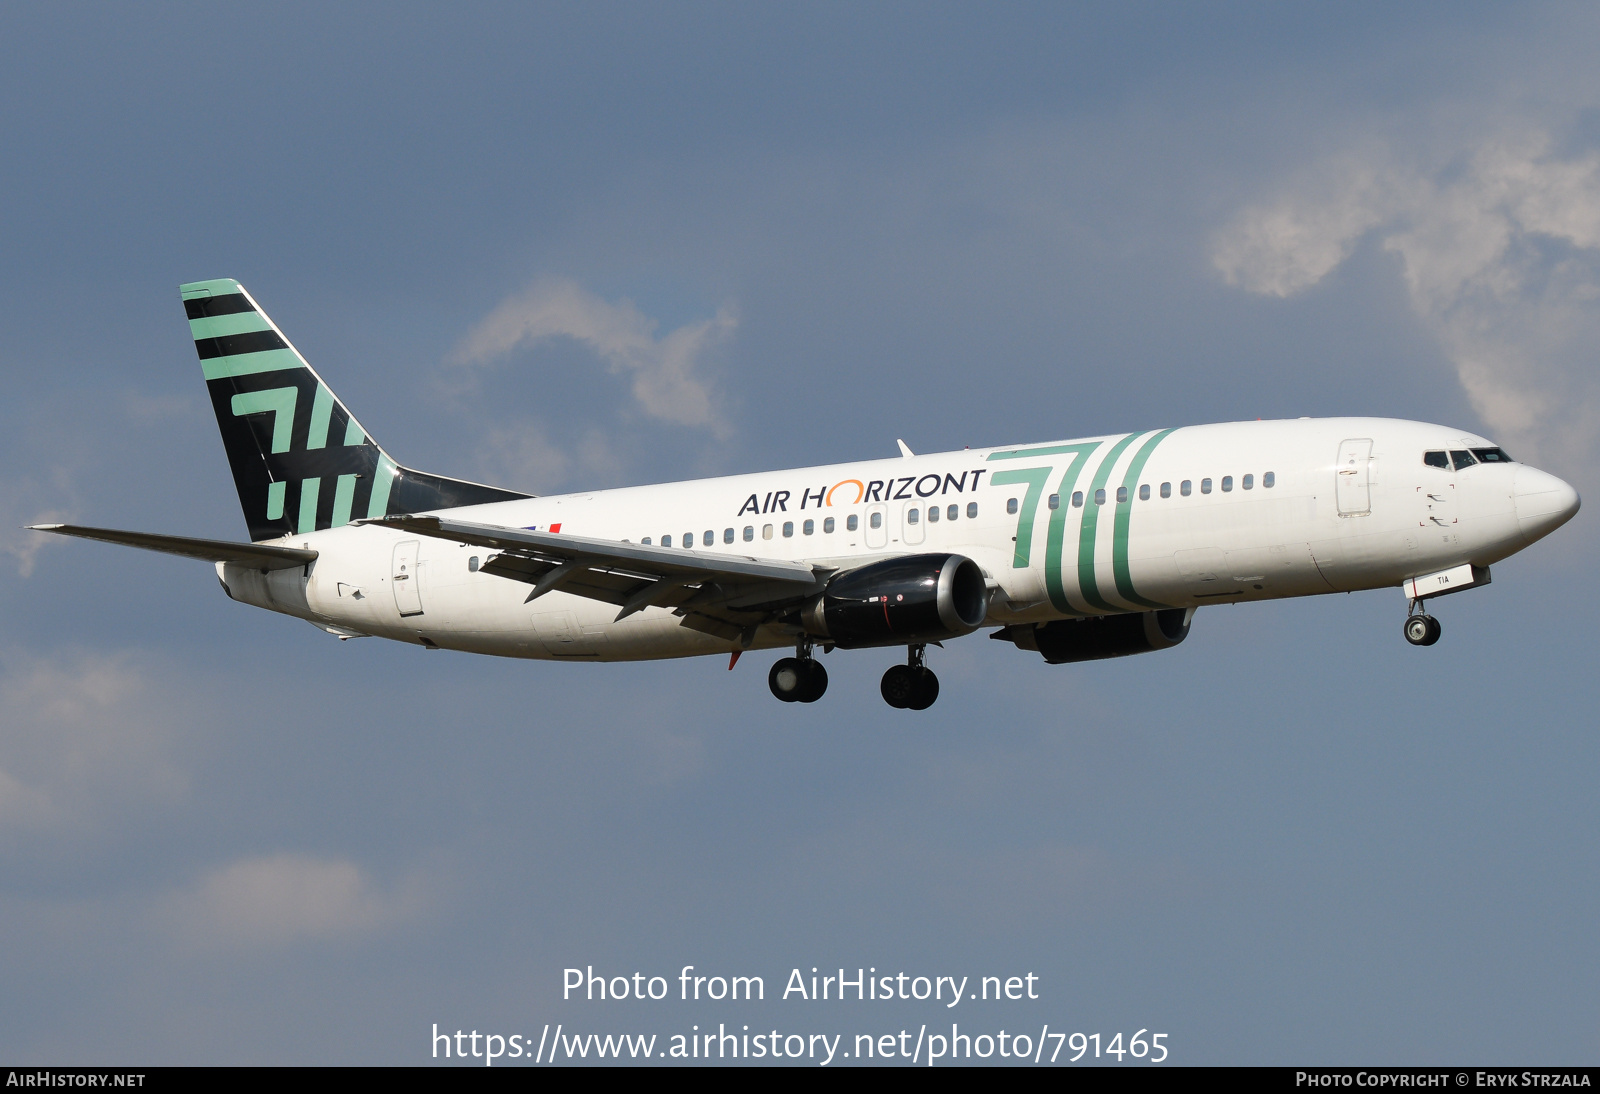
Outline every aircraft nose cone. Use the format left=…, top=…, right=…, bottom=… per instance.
left=1514, top=465, right=1581, bottom=543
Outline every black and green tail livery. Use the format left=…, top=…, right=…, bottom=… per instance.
left=182, top=278, right=529, bottom=542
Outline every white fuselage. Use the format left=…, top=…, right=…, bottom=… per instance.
left=218, top=417, right=1577, bottom=661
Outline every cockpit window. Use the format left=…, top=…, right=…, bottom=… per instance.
left=1423, top=451, right=1450, bottom=469
left=1449, top=450, right=1477, bottom=470
left=1471, top=447, right=1514, bottom=463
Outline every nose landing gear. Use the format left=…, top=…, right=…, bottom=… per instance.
left=769, top=641, right=828, bottom=703
left=881, top=644, right=939, bottom=710
left=1403, top=601, right=1441, bottom=646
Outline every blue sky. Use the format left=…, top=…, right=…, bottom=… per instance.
left=1, top=2, right=1596, bottom=1064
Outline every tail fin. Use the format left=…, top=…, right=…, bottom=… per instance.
left=182, top=279, right=529, bottom=542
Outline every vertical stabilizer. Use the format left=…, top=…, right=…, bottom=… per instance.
left=182, top=279, right=527, bottom=541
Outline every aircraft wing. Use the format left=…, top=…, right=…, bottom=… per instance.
left=370, top=515, right=831, bottom=642
left=27, top=524, right=317, bottom=570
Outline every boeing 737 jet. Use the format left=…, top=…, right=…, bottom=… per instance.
left=31, top=279, right=1582, bottom=709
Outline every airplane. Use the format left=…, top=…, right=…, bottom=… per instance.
left=30, top=279, right=1582, bottom=710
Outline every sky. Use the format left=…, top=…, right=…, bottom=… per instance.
left=1, top=2, right=1596, bottom=1066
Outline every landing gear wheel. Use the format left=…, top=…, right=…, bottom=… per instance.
left=906, top=668, right=939, bottom=710
left=881, top=664, right=915, bottom=708
left=797, top=660, right=828, bottom=703
left=771, top=657, right=828, bottom=702
left=881, top=665, right=939, bottom=710
left=769, top=657, right=804, bottom=701
left=1404, top=614, right=1441, bottom=646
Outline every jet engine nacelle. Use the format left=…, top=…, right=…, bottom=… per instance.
left=802, top=553, right=990, bottom=649
left=994, top=608, right=1194, bottom=664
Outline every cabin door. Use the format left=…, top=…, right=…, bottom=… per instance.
left=391, top=541, right=424, bottom=617
left=1335, top=439, right=1373, bottom=516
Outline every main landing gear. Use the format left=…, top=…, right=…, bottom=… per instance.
left=769, top=641, right=828, bottom=703
left=881, top=644, right=939, bottom=711
left=1403, top=601, right=1442, bottom=646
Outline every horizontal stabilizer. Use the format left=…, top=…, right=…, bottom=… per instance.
left=27, top=524, right=316, bottom=571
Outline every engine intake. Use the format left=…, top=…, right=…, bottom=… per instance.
left=993, top=608, right=1193, bottom=664
left=803, top=553, right=990, bottom=649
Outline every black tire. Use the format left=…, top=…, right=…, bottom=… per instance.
left=798, top=660, right=828, bottom=703
left=907, top=668, right=940, bottom=710
left=1421, top=615, right=1441, bottom=646
left=881, top=664, right=915, bottom=708
left=1404, top=616, right=1431, bottom=646
left=769, top=657, right=804, bottom=701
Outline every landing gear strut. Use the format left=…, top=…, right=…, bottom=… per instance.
left=1403, top=601, right=1441, bottom=646
left=769, top=640, right=828, bottom=703
left=881, top=644, right=939, bottom=710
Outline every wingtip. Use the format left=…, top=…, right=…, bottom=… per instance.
left=26, top=523, right=64, bottom=531
left=896, top=439, right=915, bottom=458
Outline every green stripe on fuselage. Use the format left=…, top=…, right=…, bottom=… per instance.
left=1112, top=428, right=1176, bottom=610
left=1040, top=444, right=1100, bottom=613
left=1076, top=432, right=1142, bottom=612
left=988, top=444, right=1097, bottom=565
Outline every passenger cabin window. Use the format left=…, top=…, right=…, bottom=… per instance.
left=642, top=537, right=652, bottom=545
left=661, top=534, right=671, bottom=547
left=1072, top=491, right=1084, bottom=507
left=723, top=528, right=734, bottom=544
left=1161, top=482, right=1172, bottom=498
left=1243, top=474, right=1254, bottom=490
left=947, top=504, right=958, bottom=521
left=1181, top=480, right=1192, bottom=496
left=1139, top=484, right=1150, bottom=501
left=803, top=519, right=814, bottom=535
left=1094, top=488, right=1106, bottom=505
left=1221, top=476, right=1233, bottom=492
left=763, top=524, right=773, bottom=540
left=1006, top=497, right=1018, bottom=515
left=683, top=533, right=694, bottom=548
left=966, top=502, right=977, bottom=518
left=1472, top=447, right=1514, bottom=463
left=847, top=514, right=859, bottom=532
left=824, top=516, right=836, bottom=533
left=869, top=512, right=882, bottom=529
left=927, top=506, right=939, bottom=522
left=906, top=509, right=919, bottom=525
left=1047, top=493, right=1060, bottom=510
left=783, top=521, right=794, bottom=537
left=1116, top=486, right=1128, bottom=503
left=1424, top=451, right=1450, bottom=469
left=468, top=556, right=480, bottom=572
left=743, top=526, right=754, bottom=542
left=1263, top=472, right=1275, bottom=488
left=1450, top=450, right=1476, bottom=470
left=703, top=530, right=715, bottom=546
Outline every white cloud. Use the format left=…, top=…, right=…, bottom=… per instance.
left=0, top=469, right=75, bottom=578
left=453, top=278, right=736, bottom=435
left=164, top=853, right=425, bottom=947
left=1213, top=130, right=1600, bottom=468
left=472, top=419, right=627, bottom=495
left=0, top=651, right=189, bottom=836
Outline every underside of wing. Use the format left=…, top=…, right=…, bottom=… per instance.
left=369, top=515, right=831, bottom=643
